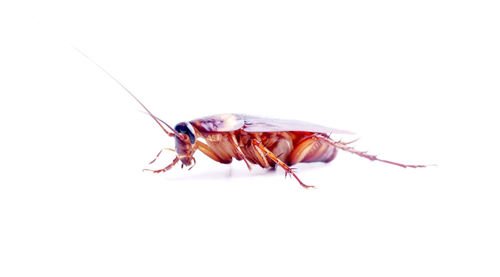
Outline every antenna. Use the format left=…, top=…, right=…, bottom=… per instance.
left=75, top=47, right=181, bottom=138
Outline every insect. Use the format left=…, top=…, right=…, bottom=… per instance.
left=79, top=50, right=426, bottom=188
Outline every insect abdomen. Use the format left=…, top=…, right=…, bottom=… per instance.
left=288, top=134, right=337, bottom=165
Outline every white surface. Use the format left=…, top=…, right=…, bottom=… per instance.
left=1, top=1, right=499, bottom=276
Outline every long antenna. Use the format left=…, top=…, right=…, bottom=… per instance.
left=75, top=47, right=181, bottom=138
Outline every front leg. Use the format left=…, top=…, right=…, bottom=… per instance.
left=148, top=148, right=176, bottom=165
left=251, top=139, right=314, bottom=189
left=195, top=140, right=232, bottom=164
left=143, top=156, right=180, bottom=173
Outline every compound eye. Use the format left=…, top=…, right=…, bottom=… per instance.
left=174, top=122, right=196, bottom=144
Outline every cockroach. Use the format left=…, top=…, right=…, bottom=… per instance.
left=79, top=50, right=426, bottom=188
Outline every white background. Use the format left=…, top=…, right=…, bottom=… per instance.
left=1, top=0, right=499, bottom=276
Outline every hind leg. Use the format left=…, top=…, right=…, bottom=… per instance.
left=251, top=139, right=314, bottom=189
left=313, top=134, right=427, bottom=168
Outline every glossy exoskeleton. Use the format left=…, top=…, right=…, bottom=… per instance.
left=147, top=113, right=425, bottom=188
left=80, top=50, right=426, bottom=188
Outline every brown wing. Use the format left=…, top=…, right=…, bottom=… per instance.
left=240, top=114, right=354, bottom=134
left=190, top=114, right=245, bottom=133
left=191, top=113, right=353, bottom=135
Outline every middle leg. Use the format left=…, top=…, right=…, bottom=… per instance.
left=229, top=134, right=252, bottom=170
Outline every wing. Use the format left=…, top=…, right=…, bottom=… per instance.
left=190, top=113, right=353, bottom=135
left=240, top=114, right=354, bottom=134
left=190, top=114, right=245, bottom=133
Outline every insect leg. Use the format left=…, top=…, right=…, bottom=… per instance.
left=229, top=134, right=252, bottom=170
left=148, top=148, right=176, bottom=164
left=195, top=141, right=231, bottom=164
left=143, top=156, right=180, bottom=173
left=251, top=139, right=314, bottom=189
left=316, top=134, right=427, bottom=168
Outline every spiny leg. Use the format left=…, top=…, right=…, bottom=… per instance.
left=230, top=134, right=252, bottom=170
left=316, top=134, right=427, bottom=168
left=148, top=148, right=176, bottom=164
left=251, top=139, right=314, bottom=189
left=143, top=156, right=180, bottom=173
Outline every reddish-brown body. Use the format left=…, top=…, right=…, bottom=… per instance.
left=78, top=50, right=427, bottom=188
left=196, top=128, right=337, bottom=166
left=189, top=114, right=340, bottom=168
left=149, top=114, right=426, bottom=188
